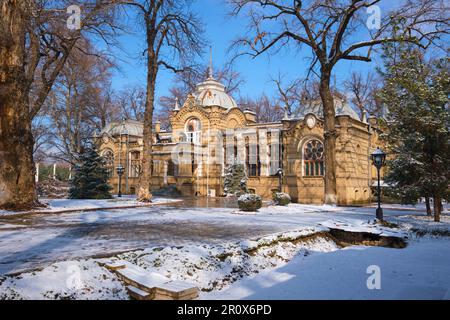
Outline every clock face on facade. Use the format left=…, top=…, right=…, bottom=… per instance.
left=306, top=115, right=316, bottom=129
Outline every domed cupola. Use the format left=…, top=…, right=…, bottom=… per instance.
left=192, top=50, right=238, bottom=110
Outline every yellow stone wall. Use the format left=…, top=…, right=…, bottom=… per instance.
left=98, top=98, right=383, bottom=205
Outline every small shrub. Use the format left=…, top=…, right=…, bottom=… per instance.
left=273, top=192, right=291, bottom=206
left=238, top=194, right=262, bottom=212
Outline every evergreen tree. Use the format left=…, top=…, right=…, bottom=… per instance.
left=69, top=146, right=112, bottom=199
left=380, top=44, right=449, bottom=222
left=224, top=162, right=248, bottom=196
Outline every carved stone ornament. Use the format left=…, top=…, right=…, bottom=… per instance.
left=306, top=114, right=316, bottom=129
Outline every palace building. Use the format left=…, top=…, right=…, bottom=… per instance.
left=97, top=66, right=384, bottom=205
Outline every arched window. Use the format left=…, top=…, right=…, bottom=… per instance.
left=129, top=151, right=141, bottom=178
left=185, top=118, right=201, bottom=144
left=102, top=150, right=114, bottom=178
left=303, top=139, right=324, bottom=176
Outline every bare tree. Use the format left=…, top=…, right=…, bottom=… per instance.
left=156, top=86, right=185, bottom=130
left=0, top=0, right=119, bottom=209
left=344, top=71, right=381, bottom=120
left=84, top=75, right=121, bottom=131
left=116, top=85, right=146, bottom=122
left=1, top=1, right=36, bottom=209
left=271, top=75, right=303, bottom=115
left=239, top=94, right=284, bottom=122
left=230, top=0, right=449, bottom=204
left=47, top=42, right=116, bottom=165
left=124, top=0, right=204, bottom=202
left=32, top=111, right=53, bottom=162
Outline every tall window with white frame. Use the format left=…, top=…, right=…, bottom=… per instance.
left=268, top=131, right=280, bottom=176
left=303, top=139, right=324, bottom=176
left=185, top=118, right=202, bottom=145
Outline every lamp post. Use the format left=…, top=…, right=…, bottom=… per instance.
left=371, top=147, right=387, bottom=220
left=120, top=121, right=129, bottom=194
left=116, top=164, right=124, bottom=197
left=276, top=168, right=283, bottom=193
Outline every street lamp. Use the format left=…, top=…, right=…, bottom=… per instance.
left=276, top=168, right=283, bottom=193
left=371, top=147, right=387, bottom=220
left=116, top=164, right=124, bottom=197
left=120, top=121, right=130, bottom=194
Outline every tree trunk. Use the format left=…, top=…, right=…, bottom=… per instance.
left=319, top=69, right=338, bottom=205
left=425, top=196, right=431, bottom=216
left=0, top=1, right=38, bottom=210
left=433, top=196, right=441, bottom=222
left=137, top=45, right=157, bottom=202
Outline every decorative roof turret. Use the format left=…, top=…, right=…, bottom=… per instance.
left=173, top=97, right=180, bottom=111
left=192, top=48, right=238, bottom=110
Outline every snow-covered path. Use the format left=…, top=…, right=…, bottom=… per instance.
left=0, top=205, right=280, bottom=275
left=204, top=238, right=450, bottom=300
left=0, top=198, right=447, bottom=276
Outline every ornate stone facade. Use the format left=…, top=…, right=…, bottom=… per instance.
left=98, top=73, right=384, bottom=205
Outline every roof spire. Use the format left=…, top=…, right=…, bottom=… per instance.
left=208, top=46, right=213, bottom=79
left=174, top=97, right=180, bottom=111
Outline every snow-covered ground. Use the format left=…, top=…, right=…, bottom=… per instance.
left=0, top=222, right=390, bottom=299
left=0, top=196, right=181, bottom=217
left=1, top=228, right=449, bottom=300
left=368, top=202, right=449, bottom=212
left=0, top=260, right=128, bottom=300
left=0, top=202, right=428, bottom=275
left=0, top=200, right=449, bottom=300
left=205, top=237, right=450, bottom=300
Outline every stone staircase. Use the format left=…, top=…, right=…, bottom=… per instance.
left=99, top=260, right=199, bottom=300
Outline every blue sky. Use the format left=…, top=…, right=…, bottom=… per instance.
left=109, top=0, right=383, bottom=108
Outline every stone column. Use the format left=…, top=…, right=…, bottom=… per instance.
left=163, top=161, right=168, bottom=185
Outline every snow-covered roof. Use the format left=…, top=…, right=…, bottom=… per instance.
left=193, top=76, right=238, bottom=110
left=101, top=120, right=143, bottom=137
left=293, top=97, right=360, bottom=120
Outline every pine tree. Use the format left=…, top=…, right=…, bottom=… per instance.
left=380, top=44, right=449, bottom=222
left=223, top=162, right=248, bottom=196
left=69, top=146, right=112, bottom=199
